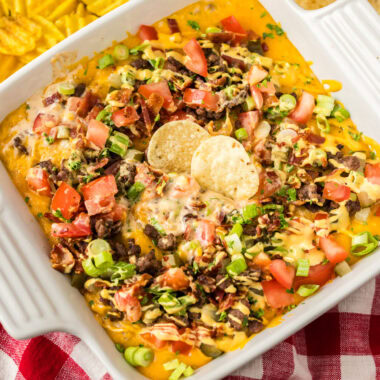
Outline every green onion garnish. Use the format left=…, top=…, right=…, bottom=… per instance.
left=335, top=261, right=351, bottom=277
left=229, top=223, right=243, bottom=238
left=113, top=44, right=129, bottom=60
left=58, top=83, right=75, bottom=96
left=243, top=96, right=255, bottom=111
left=87, top=239, right=112, bottom=257
left=296, top=284, right=319, bottom=297
left=205, top=26, right=222, bottom=34
left=127, top=181, right=145, bottom=201
left=316, top=114, right=330, bottom=133
left=296, top=258, right=310, bottom=277
left=169, top=362, right=188, bottom=380
left=242, top=204, right=259, bottom=221
left=110, top=262, right=136, bottom=284
left=82, top=257, right=102, bottom=277
left=150, top=217, right=166, bottom=236
left=98, top=54, right=115, bottom=69
left=314, top=95, right=334, bottom=117
left=187, top=20, right=200, bottom=30
left=279, top=94, right=296, bottom=112
left=93, top=250, right=114, bottom=270
left=125, top=346, right=154, bottom=367
left=332, top=104, right=350, bottom=122
left=225, top=234, right=243, bottom=255
left=350, top=231, right=378, bottom=256
left=235, top=128, right=249, bottom=141
left=226, top=256, right=247, bottom=276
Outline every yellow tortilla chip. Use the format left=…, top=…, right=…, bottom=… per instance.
left=191, top=136, right=260, bottom=200
left=0, top=15, right=40, bottom=55
left=26, top=0, right=77, bottom=20
left=55, top=12, right=97, bottom=37
left=1, top=0, right=27, bottom=16
left=147, top=120, right=209, bottom=174
left=31, top=15, right=65, bottom=48
left=83, top=0, right=128, bottom=16
left=0, top=53, right=19, bottom=81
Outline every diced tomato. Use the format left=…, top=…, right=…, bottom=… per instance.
left=81, top=175, right=118, bottom=200
left=289, top=91, right=315, bottom=124
left=183, top=88, right=219, bottom=111
left=195, top=219, right=216, bottom=247
left=247, top=65, right=268, bottom=86
left=364, top=163, right=380, bottom=185
left=183, top=38, right=208, bottom=77
left=114, top=290, right=142, bottom=323
left=138, top=81, right=173, bottom=110
left=220, top=15, right=247, bottom=42
left=250, top=85, right=264, bottom=110
left=140, top=333, right=167, bottom=349
left=51, top=182, right=81, bottom=220
left=171, top=341, right=192, bottom=356
left=169, top=176, right=200, bottom=199
left=259, top=80, right=276, bottom=96
left=319, top=236, right=348, bottom=264
left=159, top=268, right=190, bottom=291
left=252, top=252, right=271, bottom=268
left=85, top=194, right=116, bottom=216
left=111, top=106, right=139, bottom=127
left=86, top=119, right=110, bottom=149
left=323, top=182, right=351, bottom=202
left=101, top=203, right=127, bottom=221
left=262, top=279, right=295, bottom=309
left=138, top=25, right=158, bottom=41
left=51, top=212, right=92, bottom=238
left=219, top=293, right=236, bottom=311
left=26, top=167, right=51, bottom=197
left=294, top=262, right=334, bottom=289
left=238, top=110, right=260, bottom=140
left=168, top=110, right=193, bottom=122
left=269, top=260, right=296, bottom=290
left=33, top=113, right=58, bottom=135
left=86, top=104, right=104, bottom=121
left=68, top=92, right=98, bottom=118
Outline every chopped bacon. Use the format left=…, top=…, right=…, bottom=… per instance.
left=167, top=18, right=180, bottom=34
left=207, top=32, right=234, bottom=43
left=306, top=132, right=325, bottom=145
left=260, top=171, right=282, bottom=198
left=43, top=92, right=62, bottom=107
left=114, top=289, right=142, bottom=323
left=221, top=54, right=246, bottom=70
left=49, top=244, right=75, bottom=274
left=219, top=293, right=235, bottom=311
left=158, top=268, right=190, bottom=290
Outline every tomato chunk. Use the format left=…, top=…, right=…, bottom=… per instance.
left=294, top=262, right=334, bottom=289
left=138, top=81, right=173, bottom=110
left=238, top=111, right=260, bottom=140
left=33, top=113, right=58, bottom=135
left=114, top=290, right=142, bottom=323
left=183, top=88, right=219, bottom=111
left=86, top=119, right=110, bottom=149
left=220, top=15, right=247, bottom=42
left=140, top=333, right=167, bottom=349
left=171, top=341, right=192, bottom=356
left=51, top=212, right=92, bottom=238
left=159, top=268, right=190, bottom=291
left=262, top=280, right=295, bottom=309
left=81, top=175, right=118, bottom=200
left=269, top=260, right=295, bottom=290
left=195, top=219, right=216, bottom=248
left=26, top=167, right=51, bottom=197
left=250, top=85, right=264, bottom=110
left=364, top=163, right=380, bottom=185
left=51, top=182, right=81, bottom=220
left=319, top=236, right=348, bottom=264
left=247, top=65, right=268, bottom=86
left=183, top=38, right=208, bottom=77
left=138, top=25, right=158, bottom=41
left=111, top=106, right=139, bottom=127
left=289, top=91, right=315, bottom=124
left=323, top=182, right=351, bottom=202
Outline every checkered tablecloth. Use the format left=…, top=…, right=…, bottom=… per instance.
left=1, top=276, right=379, bottom=380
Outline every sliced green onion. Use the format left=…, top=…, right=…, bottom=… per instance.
left=183, top=366, right=194, bottom=377
left=158, top=292, right=182, bottom=314
left=296, top=258, right=310, bottom=277
left=96, top=108, right=110, bottom=122
left=279, top=94, right=296, bottom=112
left=87, top=239, right=112, bottom=257
left=124, top=346, right=139, bottom=366
left=164, top=359, right=180, bottom=371
left=133, top=347, right=154, bottom=367
left=226, top=256, right=247, bottom=276
left=57, top=126, right=70, bottom=139
left=229, top=223, right=243, bottom=238
left=93, top=250, right=114, bottom=270
left=225, top=234, right=242, bottom=255
left=108, top=131, right=130, bottom=157
left=351, top=231, right=378, bottom=256
left=98, top=54, right=114, bottom=69
left=130, top=42, right=149, bottom=55
left=332, top=104, right=350, bottom=122
left=82, top=257, right=102, bottom=277
left=58, top=82, right=75, bottom=95
left=150, top=217, right=166, bottom=236
left=125, top=149, right=144, bottom=162
left=178, top=294, right=197, bottom=306
left=242, top=204, right=259, bottom=221
left=243, top=96, right=255, bottom=111
left=109, top=141, right=127, bottom=157
left=235, top=128, right=248, bottom=141
left=127, top=182, right=145, bottom=201
left=297, top=284, right=319, bottom=297
left=110, top=262, right=136, bottom=284
left=206, top=26, right=222, bottom=34
left=335, top=261, right=351, bottom=277
left=314, top=95, right=334, bottom=117
left=113, top=44, right=129, bottom=60
left=169, top=362, right=188, bottom=380
left=316, top=114, right=330, bottom=133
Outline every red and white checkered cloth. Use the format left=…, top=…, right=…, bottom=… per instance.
left=1, top=276, right=379, bottom=380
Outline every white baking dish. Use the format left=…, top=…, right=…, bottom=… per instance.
left=0, top=0, right=379, bottom=379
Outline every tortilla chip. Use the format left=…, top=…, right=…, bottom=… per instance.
left=147, top=120, right=209, bottom=174
left=191, top=135, right=260, bottom=200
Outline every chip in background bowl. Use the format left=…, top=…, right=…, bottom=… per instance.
left=191, top=135, right=260, bottom=200
left=147, top=120, right=209, bottom=174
